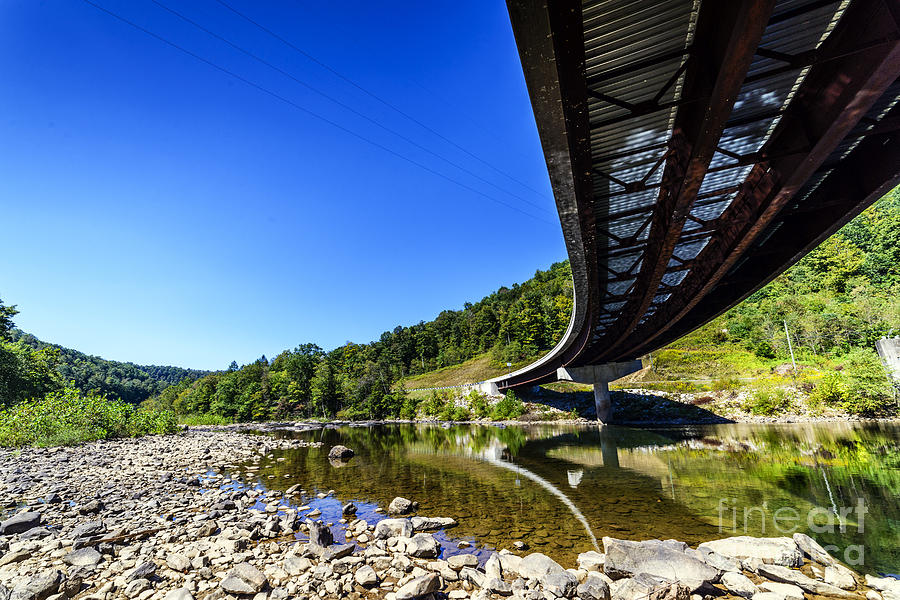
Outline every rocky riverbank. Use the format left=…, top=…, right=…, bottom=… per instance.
left=1, top=430, right=897, bottom=600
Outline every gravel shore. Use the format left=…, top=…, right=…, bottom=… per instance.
left=1, top=430, right=897, bottom=600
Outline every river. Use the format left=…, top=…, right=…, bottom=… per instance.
left=237, top=421, right=899, bottom=576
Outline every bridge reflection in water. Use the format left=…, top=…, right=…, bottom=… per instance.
left=252, top=422, right=899, bottom=573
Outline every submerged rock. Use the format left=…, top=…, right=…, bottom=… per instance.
left=327, top=445, right=354, bottom=460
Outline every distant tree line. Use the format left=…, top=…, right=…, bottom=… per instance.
left=143, top=261, right=574, bottom=421
left=1, top=323, right=207, bottom=408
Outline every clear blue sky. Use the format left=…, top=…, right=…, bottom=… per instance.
left=0, top=0, right=564, bottom=370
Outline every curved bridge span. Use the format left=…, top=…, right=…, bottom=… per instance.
left=485, top=0, right=900, bottom=418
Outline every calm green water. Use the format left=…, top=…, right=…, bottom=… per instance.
left=238, top=421, right=899, bottom=575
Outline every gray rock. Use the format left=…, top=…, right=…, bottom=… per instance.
left=342, top=503, right=357, bottom=516
left=197, top=521, right=217, bottom=537
left=721, top=572, right=758, bottom=598
left=228, top=562, right=267, bottom=593
left=71, top=521, right=103, bottom=540
left=406, top=533, right=440, bottom=558
left=76, top=500, right=101, bottom=515
left=461, top=567, right=485, bottom=588
left=698, top=537, right=802, bottom=568
left=123, top=579, right=151, bottom=599
left=283, top=556, right=311, bottom=575
left=602, top=537, right=720, bottom=591
left=792, top=533, right=836, bottom=566
left=63, top=547, right=102, bottom=566
left=485, top=553, right=503, bottom=579
left=321, top=543, right=354, bottom=561
left=9, top=570, right=62, bottom=600
left=395, top=573, right=440, bottom=600
left=327, top=445, right=354, bottom=460
left=163, top=588, right=194, bottom=600
left=355, top=564, right=379, bottom=587
left=544, top=570, right=578, bottom=598
left=307, top=521, right=333, bottom=548
left=485, top=577, right=513, bottom=596
left=0, top=550, right=28, bottom=567
left=374, top=518, right=413, bottom=539
left=220, top=575, right=257, bottom=595
left=519, top=553, right=567, bottom=580
left=758, top=581, right=805, bottom=600
left=126, top=561, right=157, bottom=583
left=757, top=563, right=855, bottom=597
left=448, top=554, right=479, bottom=570
left=577, top=551, right=605, bottom=572
left=388, top=497, right=416, bottom=515
left=612, top=573, right=690, bottom=600
left=0, top=512, right=41, bottom=536
left=411, top=516, right=457, bottom=531
left=824, top=564, right=857, bottom=590
left=697, top=546, right=742, bottom=573
left=166, top=553, right=191, bottom=573
left=577, top=573, right=611, bottom=600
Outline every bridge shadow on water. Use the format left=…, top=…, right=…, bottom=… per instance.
left=520, top=387, right=733, bottom=425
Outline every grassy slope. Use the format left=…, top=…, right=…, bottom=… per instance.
left=399, top=354, right=531, bottom=396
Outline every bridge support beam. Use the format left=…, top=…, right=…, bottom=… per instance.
left=557, top=360, right=642, bottom=423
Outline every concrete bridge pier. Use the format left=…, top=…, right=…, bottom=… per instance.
left=557, top=361, right=643, bottom=423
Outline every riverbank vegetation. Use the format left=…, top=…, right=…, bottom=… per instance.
left=0, top=386, right=178, bottom=447
left=0, top=301, right=180, bottom=446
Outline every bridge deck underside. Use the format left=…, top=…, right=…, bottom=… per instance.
left=497, top=0, right=900, bottom=390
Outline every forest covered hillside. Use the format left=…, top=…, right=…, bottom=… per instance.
left=1, top=329, right=208, bottom=407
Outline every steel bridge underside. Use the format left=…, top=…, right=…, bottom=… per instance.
left=494, top=0, right=900, bottom=391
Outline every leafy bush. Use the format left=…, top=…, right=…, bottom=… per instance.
left=744, top=387, right=791, bottom=416
left=0, top=387, right=179, bottom=447
left=397, top=395, right=421, bottom=420
left=439, top=402, right=471, bottom=421
left=177, top=413, right=233, bottom=426
left=810, top=371, right=847, bottom=405
left=466, top=389, right=491, bottom=419
left=420, top=391, right=449, bottom=418
left=839, top=349, right=894, bottom=415
left=490, top=390, right=526, bottom=421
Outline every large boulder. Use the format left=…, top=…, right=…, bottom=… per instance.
left=374, top=518, right=413, bottom=539
left=406, top=533, right=440, bottom=558
left=9, top=570, right=62, bottom=600
left=396, top=573, right=440, bottom=600
left=602, top=537, right=720, bottom=591
left=697, top=535, right=803, bottom=567
left=0, top=512, right=41, bottom=536
left=697, top=537, right=802, bottom=568
left=388, top=497, right=417, bottom=515
left=519, top=553, right=567, bottom=580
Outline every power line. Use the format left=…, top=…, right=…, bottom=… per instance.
left=147, top=0, right=555, bottom=217
left=78, top=0, right=554, bottom=225
left=212, top=0, right=554, bottom=204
